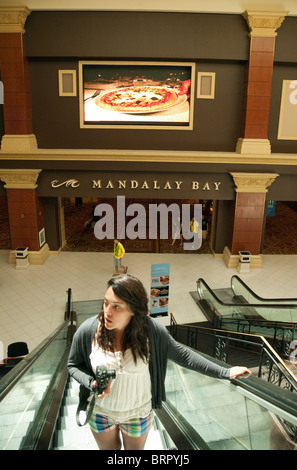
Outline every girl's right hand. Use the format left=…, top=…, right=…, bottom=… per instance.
left=92, top=380, right=111, bottom=398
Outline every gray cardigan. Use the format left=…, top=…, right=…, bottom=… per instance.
left=67, top=315, right=230, bottom=410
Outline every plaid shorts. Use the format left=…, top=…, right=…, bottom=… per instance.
left=89, top=410, right=154, bottom=438
left=113, top=257, right=122, bottom=267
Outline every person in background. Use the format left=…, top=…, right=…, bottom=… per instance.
left=190, top=216, right=199, bottom=234
left=113, top=239, right=128, bottom=277
left=202, top=214, right=209, bottom=240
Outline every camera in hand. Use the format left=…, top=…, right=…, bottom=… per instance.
left=95, top=366, right=116, bottom=394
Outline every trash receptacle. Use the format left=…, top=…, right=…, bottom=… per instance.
left=15, top=247, right=29, bottom=270
left=238, top=251, right=251, bottom=273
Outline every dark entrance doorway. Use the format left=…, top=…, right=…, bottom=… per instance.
left=62, top=197, right=213, bottom=254
left=262, top=201, right=297, bottom=254
left=0, top=196, right=10, bottom=250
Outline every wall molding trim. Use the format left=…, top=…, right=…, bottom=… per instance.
left=1, top=146, right=297, bottom=166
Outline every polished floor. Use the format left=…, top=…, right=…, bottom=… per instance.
left=1, top=249, right=297, bottom=360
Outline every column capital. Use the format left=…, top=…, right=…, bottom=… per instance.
left=0, top=169, right=42, bottom=189
left=230, top=172, right=279, bottom=193
left=0, top=6, right=31, bottom=33
left=242, top=10, right=288, bottom=37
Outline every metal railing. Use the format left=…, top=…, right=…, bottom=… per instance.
left=169, top=313, right=297, bottom=394
left=196, top=277, right=297, bottom=357
left=231, top=275, right=297, bottom=305
left=169, top=313, right=297, bottom=444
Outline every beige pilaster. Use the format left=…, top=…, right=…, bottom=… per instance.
left=236, top=10, right=288, bottom=155
left=0, top=169, right=50, bottom=265
left=0, top=6, right=38, bottom=150
left=223, top=172, right=279, bottom=269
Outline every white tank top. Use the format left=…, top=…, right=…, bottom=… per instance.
left=89, top=342, right=152, bottom=421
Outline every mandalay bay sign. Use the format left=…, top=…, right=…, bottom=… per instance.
left=51, top=178, right=222, bottom=192
left=50, top=176, right=223, bottom=250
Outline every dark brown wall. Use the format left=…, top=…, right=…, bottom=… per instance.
left=24, top=12, right=249, bottom=60
left=213, top=200, right=234, bottom=253
left=29, top=59, right=246, bottom=151
left=43, top=197, right=61, bottom=251
left=22, top=11, right=297, bottom=154
left=274, top=17, right=297, bottom=63
left=2, top=11, right=297, bottom=154
left=24, top=11, right=249, bottom=151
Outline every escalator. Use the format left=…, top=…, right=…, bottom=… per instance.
left=51, top=375, right=171, bottom=450
left=196, top=278, right=297, bottom=357
left=165, top=359, right=297, bottom=450
left=197, top=276, right=297, bottom=323
left=231, top=275, right=297, bottom=306
left=1, top=290, right=297, bottom=450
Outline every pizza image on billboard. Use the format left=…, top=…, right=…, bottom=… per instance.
left=79, top=61, right=195, bottom=129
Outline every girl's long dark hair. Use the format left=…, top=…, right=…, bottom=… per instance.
left=96, top=274, right=149, bottom=364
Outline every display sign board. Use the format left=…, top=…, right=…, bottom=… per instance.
left=267, top=200, right=276, bottom=217
left=150, top=263, right=170, bottom=317
left=79, top=61, right=195, bottom=130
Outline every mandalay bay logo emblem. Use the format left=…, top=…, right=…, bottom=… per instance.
left=93, top=196, right=202, bottom=250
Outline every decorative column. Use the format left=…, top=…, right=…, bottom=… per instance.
left=0, top=6, right=37, bottom=151
left=0, top=169, right=49, bottom=265
left=236, top=10, right=287, bottom=155
left=223, top=172, right=279, bottom=269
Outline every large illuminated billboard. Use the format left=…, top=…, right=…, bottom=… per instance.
left=79, top=61, right=195, bottom=130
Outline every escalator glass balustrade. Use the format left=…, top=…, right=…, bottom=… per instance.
left=165, top=359, right=297, bottom=450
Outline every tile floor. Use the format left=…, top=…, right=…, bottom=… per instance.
left=1, top=250, right=297, bottom=359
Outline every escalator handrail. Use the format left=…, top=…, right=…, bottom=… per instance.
left=196, top=277, right=297, bottom=326
left=197, top=277, right=297, bottom=311
left=231, top=373, right=297, bottom=424
left=260, top=334, right=297, bottom=387
left=0, top=316, right=72, bottom=401
left=186, top=322, right=297, bottom=391
left=200, top=340, right=297, bottom=420
left=172, top=319, right=297, bottom=399
left=231, top=274, right=297, bottom=304
left=0, top=288, right=75, bottom=401
left=166, top=348, right=297, bottom=448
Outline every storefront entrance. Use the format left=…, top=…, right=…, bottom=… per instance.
left=2, top=194, right=297, bottom=255
left=62, top=197, right=213, bottom=254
